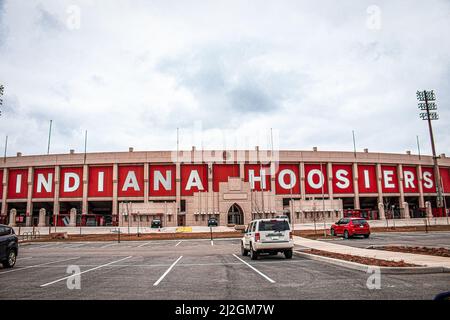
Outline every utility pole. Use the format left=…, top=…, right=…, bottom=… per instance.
left=417, top=90, right=443, bottom=208
left=47, top=120, right=52, bottom=154
left=0, top=84, right=4, bottom=117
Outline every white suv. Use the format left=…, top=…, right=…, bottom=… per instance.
left=241, top=219, right=294, bottom=260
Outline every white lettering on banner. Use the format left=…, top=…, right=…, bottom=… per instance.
left=364, top=170, right=370, bottom=189
left=404, top=171, right=415, bottom=189
left=122, top=171, right=140, bottom=191
left=383, top=170, right=395, bottom=188
left=423, top=171, right=434, bottom=189
left=278, top=169, right=296, bottom=189
left=64, top=172, right=80, bottom=192
left=98, top=172, right=104, bottom=192
left=37, top=173, right=53, bottom=193
left=249, top=169, right=266, bottom=190
left=307, top=169, right=324, bottom=189
left=335, top=169, right=350, bottom=189
left=186, top=170, right=204, bottom=191
left=15, top=174, right=22, bottom=193
left=154, top=170, right=172, bottom=191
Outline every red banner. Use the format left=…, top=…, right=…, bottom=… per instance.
left=88, top=166, right=113, bottom=197
left=304, top=164, right=328, bottom=195
left=275, top=164, right=300, bottom=195
left=332, top=164, right=354, bottom=194
left=402, top=166, right=419, bottom=193
left=0, top=170, right=3, bottom=199
left=7, top=168, right=28, bottom=199
left=59, top=167, right=83, bottom=198
left=150, top=164, right=176, bottom=196
left=358, top=165, right=377, bottom=194
left=181, top=164, right=208, bottom=196
left=118, top=165, right=144, bottom=197
left=33, top=167, right=55, bottom=198
left=381, top=165, right=399, bottom=193
left=244, top=164, right=271, bottom=191
left=421, top=167, right=435, bottom=193
left=213, top=164, right=240, bottom=192
left=440, top=167, right=450, bottom=193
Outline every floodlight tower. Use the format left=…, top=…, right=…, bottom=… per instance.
left=416, top=90, right=443, bottom=208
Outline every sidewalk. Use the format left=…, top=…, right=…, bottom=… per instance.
left=293, top=236, right=450, bottom=269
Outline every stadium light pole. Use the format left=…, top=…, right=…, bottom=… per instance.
left=416, top=90, right=443, bottom=208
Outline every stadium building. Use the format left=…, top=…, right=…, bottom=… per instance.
left=0, top=147, right=449, bottom=228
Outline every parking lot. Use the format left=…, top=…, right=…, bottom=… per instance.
left=319, top=231, right=450, bottom=249
left=1, top=238, right=449, bottom=300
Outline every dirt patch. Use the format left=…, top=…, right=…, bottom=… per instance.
left=21, top=231, right=242, bottom=243
left=304, top=249, right=418, bottom=267
left=373, top=246, right=450, bottom=258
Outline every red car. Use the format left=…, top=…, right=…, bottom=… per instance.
left=330, top=217, right=370, bottom=239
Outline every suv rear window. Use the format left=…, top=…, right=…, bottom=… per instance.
left=352, top=219, right=367, bottom=225
left=259, top=220, right=290, bottom=232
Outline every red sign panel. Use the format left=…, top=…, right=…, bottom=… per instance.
left=332, top=164, right=354, bottom=194
left=213, top=164, right=240, bottom=192
left=8, top=168, right=28, bottom=199
left=402, top=166, right=419, bottom=193
left=275, top=164, right=300, bottom=195
left=88, top=166, right=113, bottom=197
left=33, top=167, right=55, bottom=198
left=357, top=165, right=377, bottom=194
left=304, top=164, right=328, bottom=194
left=244, top=164, right=271, bottom=191
left=0, top=170, right=3, bottom=199
left=118, top=165, right=144, bottom=197
left=181, top=164, right=208, bottom=196
left=381, top=165, right=399, bottom=193
left=59, top=167, right=83, bottom=198
left=440, top=167, right=450, bottom=193
left=421, top=167, right=435, bottom=193
left=150, top=164, right=176, bottom=196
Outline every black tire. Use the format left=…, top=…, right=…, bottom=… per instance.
left=241, top=242, right=249, bottom=256
left=364, top=234, right=370, bottom=238
left=330, top=228, right=335, bottom=236
left=343, top=230, right=349, bottom=239
left=2, top=249, right=17, bottom=268
left=250, top=245, right=258, bottom=260
left=284, top=249, right=293, bottom=259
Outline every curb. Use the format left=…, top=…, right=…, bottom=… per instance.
left=293, top=250, right=449, bottom=274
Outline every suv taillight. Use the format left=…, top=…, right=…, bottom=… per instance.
left=255, top=233, right=260, bottom=242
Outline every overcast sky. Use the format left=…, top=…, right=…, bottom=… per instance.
left=0, top=0, right=449, bottom=157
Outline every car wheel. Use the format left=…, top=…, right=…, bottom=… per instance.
left=2, top=249, right=16, bottom=268
left=250, top=245, right=258, bottom=260
left=330, top=228, right=335, bottom=236
left=344, top=230, right=349, bottom=239
left=241, top=242, right=249, bottom=256
left=284, top=249, right=293, bottom=259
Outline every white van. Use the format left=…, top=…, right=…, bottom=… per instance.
left=241, top=219, right=294, bottom=260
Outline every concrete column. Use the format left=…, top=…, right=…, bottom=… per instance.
left=398, top=164, right=406, bottom=210
left=82, top=164, right=88, bottom=214
left=402, top=202, right=410, bottom=219
left=144, top=163, right=149, bottom=204
left=112, top=163, right=118, bottom=218
left=9, top=208, right=17, bottom=227
left=38, top=208, right=46, bottom=227
left=376, top=164, right=384, bottom=220
left=417, top=165, right=425, bottom=208
left=353, top=163, right=360, bottom=209
left=300, top=162, right=306, bottom=200
left=378, top=202, right=385, bottom=220
left=207, top=163, right=213, bottom=214
left=53, top=166, right=60, bottom=221
left=26, top=166, right=33, bottom=226
left=1, top=168, right=8, bottom=216
left=327, top=162, right=333, bottom=200
left=176, top=162, right=181, bottom=225
left=270, top=161, right=276, bottom=212
left=69, top=207, right=77, bottom=227
left=425, top=201, right=433, bottom=218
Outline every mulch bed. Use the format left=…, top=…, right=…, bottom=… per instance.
left=374, top=246, right=450, bottom=258
left=304, top=248, right=418, bottom=267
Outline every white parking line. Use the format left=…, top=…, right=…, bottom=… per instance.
left=100, top=243, right=118, bottom=248
left=174, top=241, right=182, bottom=247
left=137, top=242, right=151, bottom=248
left=17, top=257, right=33, bottom=261
left=153, top=256, right=183, bottom=286
left=232, top=254, right=276, bottom=283
left=30, top=243, right=59, bottom=249
left=211, top=240, right=214, bottom=246
left=0, top=257, right=80, bottom=275
left=40, top=256, right=133, bottom=287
